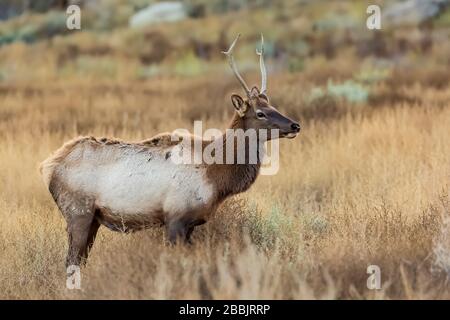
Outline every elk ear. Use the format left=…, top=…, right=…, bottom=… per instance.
left=250, top=86, right=260, bottom=97
left=231, top=94, right=247, bottom=117
left=258, top=93, right=269, bottom=103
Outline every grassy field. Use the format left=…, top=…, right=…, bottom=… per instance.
left=0, top=0, right=450, bottom=300
left=0, top=74, right=449, bottom=299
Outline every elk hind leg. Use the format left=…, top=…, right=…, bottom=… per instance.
left=167, top=218, right=205, bottom=245
left=185, top=219, right=206, bottom=244
left=52, top=187, right=97, bottom=267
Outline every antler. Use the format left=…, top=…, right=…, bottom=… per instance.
left=222, top=34, right=251, bottom=98
left=256, top=34, right=267, bottom=94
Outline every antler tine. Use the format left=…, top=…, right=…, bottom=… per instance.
left=256, top=33, right=267, bottom=94
left=222, top=34, right=251, bottom=98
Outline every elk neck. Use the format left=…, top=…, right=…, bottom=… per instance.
left=206, top=112, right=263, bottom=201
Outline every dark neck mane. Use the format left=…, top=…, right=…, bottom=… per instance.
left=206, top=113, right=262, bottom=201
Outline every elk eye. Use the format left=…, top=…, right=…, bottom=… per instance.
left=256, top=111, right=266, bottom=119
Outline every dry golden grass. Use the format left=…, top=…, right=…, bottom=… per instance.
left=0, top=73, right=449, bottom=299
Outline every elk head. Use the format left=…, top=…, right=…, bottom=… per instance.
left=223, top=34, right=301, bottom=140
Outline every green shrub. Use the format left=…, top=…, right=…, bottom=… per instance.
left=244, top=203, right=297, bottom=250
left=174, top=51, right=207, bottom=76
left=327, top=80, right=369, bottom=103
left=0, top=11, right=67, bottom=45
left=309, top=80, right=369, bottom=104
left=42, top=11, right=66, bottom=37
left=355, top=68, right=390, bottom=85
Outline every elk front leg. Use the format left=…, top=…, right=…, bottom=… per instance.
left=166, top=219, right=190, bottom=245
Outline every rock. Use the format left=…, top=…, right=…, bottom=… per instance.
left=129, top=2, right=187, bottom=28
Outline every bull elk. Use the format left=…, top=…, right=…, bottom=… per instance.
left=40, top=34, right=301, bottom=267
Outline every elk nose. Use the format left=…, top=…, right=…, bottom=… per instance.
left=291, top=123, right=301, bottom=132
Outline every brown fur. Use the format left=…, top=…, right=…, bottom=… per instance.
left=206, top=113, right=261, bottom=201
left=204, top=89, right=300, bottom=200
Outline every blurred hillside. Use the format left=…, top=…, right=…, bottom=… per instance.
left=0, top=0, right=449, bottom=84
left=0, top=0, right=449, bottom=122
